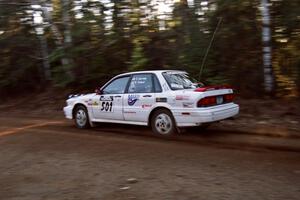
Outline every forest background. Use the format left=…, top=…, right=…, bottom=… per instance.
left=0, top=0, right=299, bottom=99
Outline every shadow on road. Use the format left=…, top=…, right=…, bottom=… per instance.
left=48, top=122, right=269, bottom=153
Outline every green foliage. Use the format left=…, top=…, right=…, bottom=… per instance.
left=207, top=0, right=264, bottom=95
left=0, top=0, right=299, bottom=97
left=172, top=1, right=208, bottom=77
left=129, top=40, right=148, bottom=71
left=0, top=3, right=42, bottom=94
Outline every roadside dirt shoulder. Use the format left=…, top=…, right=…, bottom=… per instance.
left=0, top=93, right=299, bottom=138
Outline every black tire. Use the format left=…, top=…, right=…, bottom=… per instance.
left=151, top=109, right=177, bottom=136
left=74, top=105, right=90, bottom=129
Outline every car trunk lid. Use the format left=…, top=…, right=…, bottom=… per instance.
left=194, top=85, right=235, bottom=107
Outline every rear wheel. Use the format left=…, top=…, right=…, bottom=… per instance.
left=74, top=105, right=90, bottom=129
left=151, top=109, right=177, bottom=136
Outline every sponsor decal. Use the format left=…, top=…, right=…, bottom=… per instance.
left=171, top=83, right=184, bottom=89
left=100, top=96, right=113, bottom=101
left=85, top=99, right=93, bottom=106
left=175, top=95, right=190, bottom=101
left=85, top=99, right=99, bottom=106
left=128, top=94, right=140, bottom=106
left=156, top=97, right=167, bottom=102
left=99, top=96, right=114, bottom=112
left=142, top=104, right=152, bottom=109
left=182, top=102, right=194, bottom=108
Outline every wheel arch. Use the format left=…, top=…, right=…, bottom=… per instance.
left=147, top=106, right=175, bottom=126
left=72, top=103, right=88, bottom=119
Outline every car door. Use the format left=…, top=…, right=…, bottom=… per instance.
left=123, top=73, right=160, bottom=122
left=92, top=76, right=130, bottom=120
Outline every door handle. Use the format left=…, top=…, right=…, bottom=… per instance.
left=114, top=95, right=121, bottom=98
left=143, top=95, right=152, bottom=97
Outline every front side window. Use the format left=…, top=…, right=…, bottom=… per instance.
left=102, top=76, right=130, bottom=94
left=128, top=74, right=153, bottom=93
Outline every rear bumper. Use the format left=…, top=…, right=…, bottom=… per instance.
left=63, top=105, right=73, bottom=119
left=172, top=103, right=239, bottom=127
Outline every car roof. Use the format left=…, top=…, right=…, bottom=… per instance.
left=117, top=70, right=187, bottom=77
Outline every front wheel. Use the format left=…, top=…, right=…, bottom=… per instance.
left=74, top=106, right=90, bottom=129
left=151, top=109, right=177, bottom=136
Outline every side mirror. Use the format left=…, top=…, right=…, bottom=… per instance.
left=95, top=88, right=102, bottom=95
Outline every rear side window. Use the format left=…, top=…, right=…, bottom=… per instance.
left=128, top=74, right=153, bottom=93
left=162, top=72, right=197, bottom=90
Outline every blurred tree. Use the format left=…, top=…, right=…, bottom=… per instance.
left=171, top=0, right=218, bottom=82
left=208, top=0, right=265, bottom=96
left=60, top=0, right=74, bottom=84
left=0, top=0, right=42, bottom=95
left=71, top=0, right=108, bottom=85
left=270, top=0, right=300, bottom=97
left=130, top=38, right=148, bottom=71
left=260, top=0, right=274, bottom=94
left=0, top=0, right=299, bottom=98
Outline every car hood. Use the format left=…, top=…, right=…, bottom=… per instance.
left=69, top=93, right=95, bottom=99
left=66, top=93, right=96, bottom=104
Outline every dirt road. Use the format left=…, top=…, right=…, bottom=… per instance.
left=0, top=116, right=299, bottom=200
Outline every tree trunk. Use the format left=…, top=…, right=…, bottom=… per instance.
left=41, top=0, right=74, bottom=83
left=32, top=0, right=52, bottom=81
left=38, top=34, right=51, bottom=81
left=260, top=0, right=274, bottom=93
left=61, top=0, right=74, bottom=81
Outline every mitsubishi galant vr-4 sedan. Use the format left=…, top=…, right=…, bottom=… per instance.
left=64, top=70, right=239, bottom=136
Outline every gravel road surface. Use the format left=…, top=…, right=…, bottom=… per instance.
left=0, top=116, right=299, bottom=200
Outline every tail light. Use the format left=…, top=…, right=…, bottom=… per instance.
left=224, top=93, right=234, bottom=102
left=197, top=93, right=234, bottom=107
left=197, top=96, right=217, bottom=107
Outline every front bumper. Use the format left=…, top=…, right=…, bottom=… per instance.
left=172, top=103, right=239, bottom=127
left=63, top=105, right=73, bottom=119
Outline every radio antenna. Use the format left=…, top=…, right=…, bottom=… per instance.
left=198, top=17, right=223, bottom=80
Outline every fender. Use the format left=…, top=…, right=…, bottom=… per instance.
left=72, top=98, right=95, bottom=127
left=147, top=102, right=175, bottom=126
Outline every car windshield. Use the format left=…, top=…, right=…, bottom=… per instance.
left=163, top=72, right=203, bottom=90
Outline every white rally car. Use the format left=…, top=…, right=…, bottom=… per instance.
left=64, top=70, right=239, bottom=136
